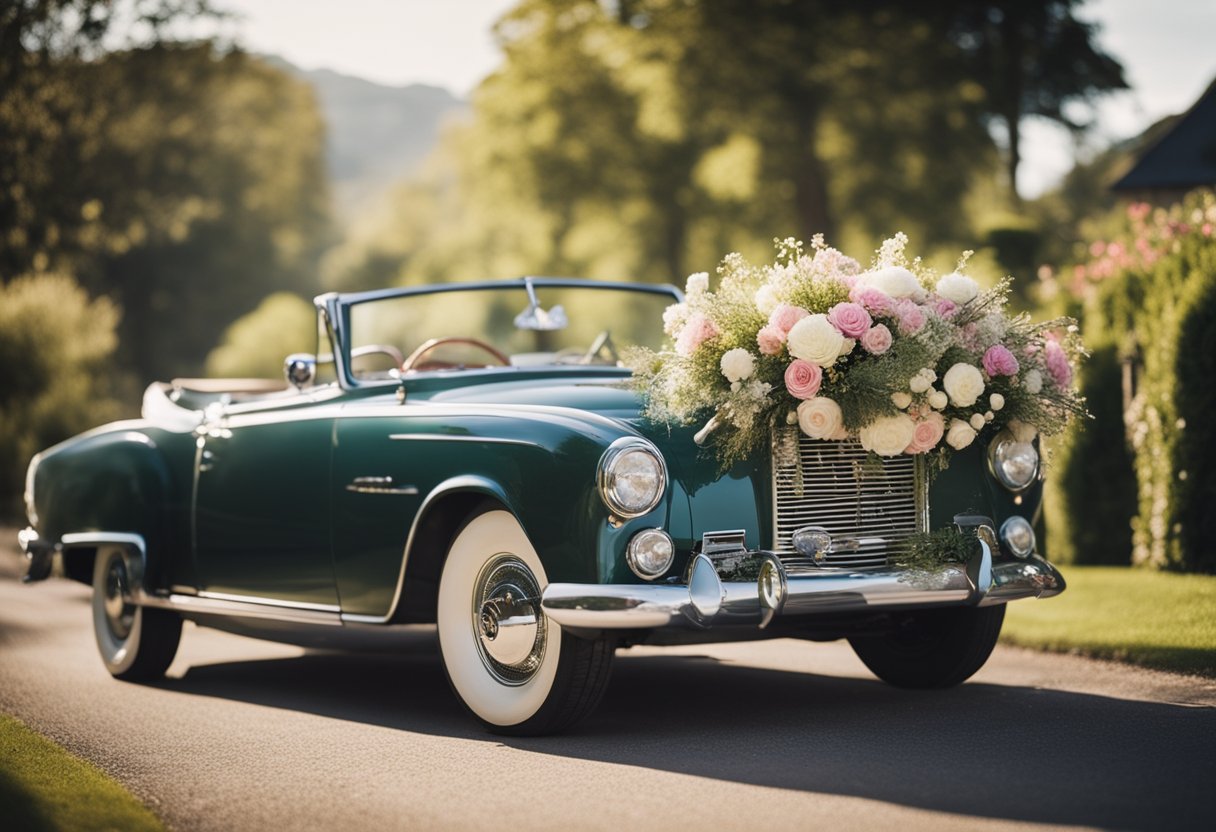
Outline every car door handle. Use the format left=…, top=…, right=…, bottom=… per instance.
left=345, top=476, right=418, bottom=495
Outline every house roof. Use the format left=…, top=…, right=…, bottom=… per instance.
left=1112, top=80, right=1216, bottom=192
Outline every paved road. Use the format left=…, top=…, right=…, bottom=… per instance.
left=1, top=544, right=1214, bottom=832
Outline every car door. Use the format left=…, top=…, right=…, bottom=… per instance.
left=193, top=404, right=339, bottom=609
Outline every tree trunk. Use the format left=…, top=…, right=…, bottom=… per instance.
left=791, top=107, right=834, bottom=242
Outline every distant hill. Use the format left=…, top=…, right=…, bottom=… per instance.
left=263, top=56, right=467, bottom=220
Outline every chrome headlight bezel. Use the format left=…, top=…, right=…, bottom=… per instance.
left=987, top=429, right=1039, bottom=492
left=597, top=437, right=667, bottom=518
left=626, top=528, right=675, bottom=580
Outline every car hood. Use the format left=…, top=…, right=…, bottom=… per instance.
left=424, top=376, right=643, bottom=420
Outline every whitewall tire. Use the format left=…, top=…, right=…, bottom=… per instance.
left=437, top=508, right=613, bottom=735
left=92, top=545, right=182, bottom=681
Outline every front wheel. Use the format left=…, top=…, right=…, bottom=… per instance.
left=437, top=509, right=614, bottom=735
left=848, top=604, right=1005, bottom=689
left=92, top=546, right=182, bottom=681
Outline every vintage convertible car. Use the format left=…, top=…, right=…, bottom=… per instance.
left=19, top=278, right=1064, bottom=734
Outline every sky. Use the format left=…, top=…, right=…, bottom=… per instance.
left=213, top=0, right=1216, bottom=198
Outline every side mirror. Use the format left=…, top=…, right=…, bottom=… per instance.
left=284, top=353, right=316, bottom=390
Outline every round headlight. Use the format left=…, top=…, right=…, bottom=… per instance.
left=598, top=438, right=666, bottom=517
left=988, top=429, right=1039, bottom=492
left=1000, top=515, right=1036, bottom=558
left=626, top=528, right=675, bottom=579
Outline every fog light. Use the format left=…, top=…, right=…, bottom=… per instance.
left=1000, top=516, right=1036, bottom=558
left=793, top=526, right=832, bottom=562
left=627, top=528, right=675, bottom=580
left=758, top=557, right=786, bottom=611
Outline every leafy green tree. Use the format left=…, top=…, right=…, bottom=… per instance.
left=205, top=292, right=316, bottom=379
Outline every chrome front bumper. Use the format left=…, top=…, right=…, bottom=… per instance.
left=541, top=532, right=1065, bottom=631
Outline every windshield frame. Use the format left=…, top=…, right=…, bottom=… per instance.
left=319, top=277, right=683, bottom=390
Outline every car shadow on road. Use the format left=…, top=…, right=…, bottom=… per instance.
left=155, top=643, right=1216, bottom=830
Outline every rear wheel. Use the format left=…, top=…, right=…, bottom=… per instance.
left=437, top=508, right=614, bottom=735
left=92, top=546, right=182, bottom=681
left=848, top=604, right=1005, bottom=689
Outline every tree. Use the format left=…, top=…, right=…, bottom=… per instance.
left=945, top=0, right=1127, bottom=203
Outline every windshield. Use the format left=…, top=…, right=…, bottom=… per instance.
left=344, top=283, right=678, bottom=382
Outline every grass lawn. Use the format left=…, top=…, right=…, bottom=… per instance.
left=1001, top=565, right=1216, bottom=677
left=0, top=714, right=165, bottom=832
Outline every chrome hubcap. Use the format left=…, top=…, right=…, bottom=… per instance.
left=103, top=556, right=135, bottom=640
left=473, top=555, right=544, bottom=685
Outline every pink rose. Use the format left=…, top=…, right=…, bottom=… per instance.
left=675, top=313, right=719, bottom=356
left=1045, top=340, right=1073, bottom=388
left=827, top=301, right=872, bottom=338
left=935, top=298, right=958, bottom=318
left=757, top=325, right=785, bottom=356
left=896, top=300, right=926, bottom=335
left=769, top=303, right=810, bottom=335
left=784, top=359, right=823, bottom=400
left=849, top=286, right=895, bottom=316
left=860, top=323, right=893, bottom=355
left=982, top=344, right=1020, bottom=377
left=904, top=412, right=945, bottom=454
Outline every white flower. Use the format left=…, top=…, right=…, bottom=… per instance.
left=942, top=362, right=985, bottom=408
left=946, top=419, right=978, bottom=450
left=969, top=413, right=986, bottom=431
left=840, top=338, right=856, bottom=356
left=1008, top=418, right=1038, bottom=443
left=990, top=393, right=1005, bottom=411
left=928, top=390, right=948, bottom=410
left=1023, top=369, right=1043, bottom=395
left=787, top=314, right=845, bottom=368
left=785, top=410, right=798, bottom=425
left=859, top=266, right=921, bottom=299
left=859, top=415, right=917, bottom=457
left=754, top=284, right=779, bottom=315
left=935, top=272, right=980, bottom=304
left=984, top=410, right=995, bottom=422
left=891, top=392, right=913, bottom=409
left=719, top=348, right=755, bottom=383
left=909, top=370, right=934, bottom=394
left=685, top=272, right=709, bottom=296
left=662, top=303, right=689, bottom=338
left=797, top=397, right=847, bottom=440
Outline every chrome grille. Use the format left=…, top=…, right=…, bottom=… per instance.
left=772, top=431, right=927, bottom=569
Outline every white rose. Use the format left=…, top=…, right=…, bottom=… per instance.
left=969, top=413, right=986, bottom=431
left=1008, top=418, right=1038, bottom=443
left=1023, top=369, right=1043, bottom=395
left=990, top=393, right=1005, bottom=411
left=909, top=374, right=931, bottom=394
left=935, top=271, right=980, bottom=304
left=928, top=390, right=948, bottom=410
left=719, top=348, right=755, bottom=383
left=891, top=391, right=913, bottom=409
left=662, top=303, right=689, bottom=338
left=860, top=266, right=921, bottom=299
left=754, top=284, right=779, bottom=315
left=685, top=272, right=709, bottom=296
left=859, top=415, right=917, bottom=457
left=942, top=362, right=985, bottom=408
left=787, top=314, right=845, bottom=368
left=840, top=338, right=856, bottom=356
left=946, top=418, right=978, bottom=450
left=797, top=397, right=847, bottom=440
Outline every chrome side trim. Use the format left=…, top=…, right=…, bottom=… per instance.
left=141, top=593, right=343, bottom=626
left=387, top=433, right=540, bottom=448
left=345, top=476, right=420, bottom=495
left=194, top=590, right=340, bottom=613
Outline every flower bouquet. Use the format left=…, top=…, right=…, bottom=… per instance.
left=629, top=234, right=1086, bottom=470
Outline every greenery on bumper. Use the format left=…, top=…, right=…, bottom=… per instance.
left=893, top=527, right=980, bottom=571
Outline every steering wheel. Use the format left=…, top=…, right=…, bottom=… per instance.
left=401, top=337, right=511, bottom=372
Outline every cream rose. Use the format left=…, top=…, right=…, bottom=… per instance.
left=859, top=266, right=921, bottom=299
left=719, top=348, right=755, bottom=383
left=786, top=314, right=845, bottom=368
left=891, top=391, right=913, bottom=409
left=859, top=415, right=917, bottom=457
left=797, top=397, right=846, bottom=440
left=935, top=272, right=980, bottom=304
left=1008, top=418, right=1038, bottom=443
left=946, top=418, right=978, bottom=450
left=969, top=412, right=986, bottom=431
left=928, top=390, right=948, bottom=410
left=942, top=362, right=985, bottom=408
left=990, top=393, right=1005, bottom=411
